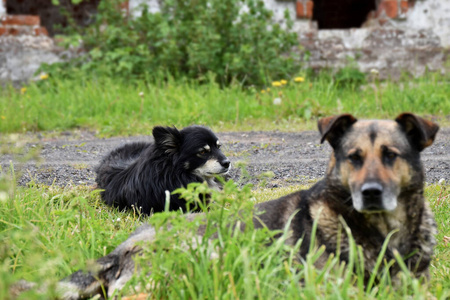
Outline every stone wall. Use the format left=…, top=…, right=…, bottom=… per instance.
left=0, top=0, right=90, bottom=85
left=285, top=0, right=449, bottom=78
left=0, top=0, right=448, bottom=84
left=0, top=12, right=64, bottom=85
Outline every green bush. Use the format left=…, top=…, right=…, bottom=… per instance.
left=46, top=0, right=300, bottom=86
left=333, top=59, right=367, bottom=88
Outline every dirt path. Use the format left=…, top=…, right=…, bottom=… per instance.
left=2, top=128, right=449, bottom=188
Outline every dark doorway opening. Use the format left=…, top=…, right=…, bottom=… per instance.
left=312, top=0, right=377, bottom=29
left=6, top=0, right=101, bottom=36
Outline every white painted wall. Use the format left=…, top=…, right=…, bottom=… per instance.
left=0, top=0, right=6, bottom=17
left=402, top=0, right=450, bottom=47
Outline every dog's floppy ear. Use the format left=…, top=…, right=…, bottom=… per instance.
left=153, top=126, right=182, bottom=154
left=395, top=113, right=439, bottom=151
left=318, top=114, right=357, bottom=149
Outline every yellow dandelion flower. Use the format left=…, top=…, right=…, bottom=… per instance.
left=261, top=90, right=266, bottom=94
left=40, top=73, right=49, bottom=80
left=272, top=81, right=282, bottom=87
left=0, top=116, right=5, bottom=120
left=294, top=77, right=305, bottom=83
left=266, top=88, right=270, bottom=92
left=280, top=80, right=288, bottom=85
left=20, top=87, right=27, bottom=95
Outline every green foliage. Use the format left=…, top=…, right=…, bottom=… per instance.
left=0, top=183, right=142, bottom=299
left=426, top=184, right=450, bottom=295
left=46, top=0, right=300, bottom=86
left=334, top=66, right=367, bottom=88
left=333, top=58, right=367, bottom=88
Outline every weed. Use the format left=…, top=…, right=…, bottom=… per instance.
left=2, top=72, right=449, bottom=136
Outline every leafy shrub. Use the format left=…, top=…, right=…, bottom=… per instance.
left=46, top=0, right=300, bottom=86
left=333, top=59, right=366, bottom=88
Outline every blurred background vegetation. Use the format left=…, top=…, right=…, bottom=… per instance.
left=42, top=0, right=300, bottom=87
left=1, top=0, right=449, bottom=136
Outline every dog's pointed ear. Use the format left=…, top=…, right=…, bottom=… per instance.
left=395, top=113, right=439, bottom=152
left=318, top=114, right=357, bottom=149
left=152, top=126, right=182, bottom=154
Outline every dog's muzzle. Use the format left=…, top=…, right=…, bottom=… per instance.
left=361, top=182, right=384, bottom=211
left=353, top=181, right=398, bottom=213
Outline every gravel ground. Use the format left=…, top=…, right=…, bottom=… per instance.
left=1, top=127, right=449, bottom=188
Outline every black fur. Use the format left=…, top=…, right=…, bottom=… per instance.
left=95, top=125, right=230, bottom=214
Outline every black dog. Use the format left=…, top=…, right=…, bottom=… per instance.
left=95, top=125, right=230, bottom=214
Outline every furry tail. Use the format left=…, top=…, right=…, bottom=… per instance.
left=58, top=249, right=139, bottom=300
left=59, top=226, right=156, bottom=299
left=9, top=252, right=131, bottom=300
left=10, top=225, right=155, bottom=299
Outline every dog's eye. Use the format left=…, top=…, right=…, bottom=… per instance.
left=383, top=151, right=398, bottom=164
left=348, top=153, right=363, bottom=165
left=386, top=152, right=397, bottom=159
left=199, top=150, right=207, bottom=155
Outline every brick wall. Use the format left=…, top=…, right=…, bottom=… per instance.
left=2, top=0, right=100, bottom=36
left=296, top=0, right=314, bottom=19
left=0, top=14, right=48, bottom=36
left=375, top=0, right=409, bottom=21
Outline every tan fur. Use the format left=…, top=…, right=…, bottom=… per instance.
left=309, top=201, right=345, bottom=250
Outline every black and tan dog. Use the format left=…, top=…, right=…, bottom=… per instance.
left=13, top=113, right=439, bottom=299
left=96, top=125, right=231, bottom=214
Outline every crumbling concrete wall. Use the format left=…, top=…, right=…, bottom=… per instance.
left=0, top=1, right=86, bottom=85
left=404, top=0, right=450, bottom=47
left=0, top=35, right=62, bottom=83
left=300, top=28, right=446, bottom=78
left=0, top=11, right=66, bottom=85
left=285, top=0, right=449, bottom=78
left=1, top=0, right=448, bottom=84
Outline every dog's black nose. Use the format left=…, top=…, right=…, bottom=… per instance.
left=220, top=159, right=231, bottom=169
left=361, top=182, right=383, bottom=210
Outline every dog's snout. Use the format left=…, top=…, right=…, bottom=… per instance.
left=361, top=182, right=383, bottom=198
left=220, top=159, right=231, bottom=169
left=361, top=182, right=383, bottom=210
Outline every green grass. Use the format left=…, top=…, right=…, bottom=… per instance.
left=1, top=72, right=449, bottom=298
left=0, top=178, right=449, bottom=299
left=1, top=72, right=449, bottom=136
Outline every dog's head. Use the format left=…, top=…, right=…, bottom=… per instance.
left=318, top=113, right=439, bottom=213
left=152, top=125, right=230, bottom=179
